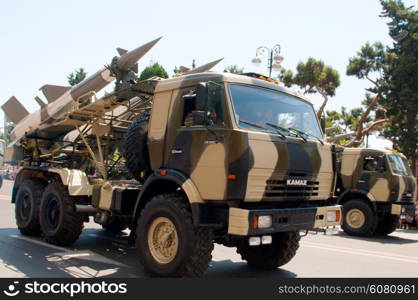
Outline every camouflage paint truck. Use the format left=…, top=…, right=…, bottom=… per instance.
left=2, top=40, right=341, bottom=277
left=336, top=148, right=417, bottom=236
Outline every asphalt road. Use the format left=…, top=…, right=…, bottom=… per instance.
left=0, top=180, right=417, bottom=278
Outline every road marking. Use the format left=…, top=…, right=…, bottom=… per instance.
left=0, top=194, right=11, bottom=200
left=11, top=234, right=131, bottom=268
left=302, top=241, right=418, bottom=264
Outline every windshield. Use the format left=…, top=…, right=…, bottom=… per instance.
left=229, top=84, right=323, bottom=139
left=387, top=154, right=412, bottom=176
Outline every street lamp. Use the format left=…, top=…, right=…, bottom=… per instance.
left=251, top=44, right=283, bottom=77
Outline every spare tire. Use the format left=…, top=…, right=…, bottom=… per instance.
left=123, top=109, right=152, bottom=183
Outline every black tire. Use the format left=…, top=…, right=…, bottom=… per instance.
left=136, top=193, right=213, bottom=277
left=39, top=182, right=84, bottom=246
left=374, top=214, right=400, bottom=236
left=102, top=217, right=129, bottom=233
left=15, top=179, right=47, bottom=236
left=341, top=199, right=377, bottom=236
left=123, top=109, right=151, bottom=183
left=236, top=231, right=300, bottom=270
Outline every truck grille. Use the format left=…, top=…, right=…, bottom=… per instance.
left=265, top=179, right=319, bottom=198
left=401, top=192, right=413, bottom=202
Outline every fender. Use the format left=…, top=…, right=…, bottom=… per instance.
left=12, top=167, right=92, bottom=203
left=337, top=188, right=377, bottom=210
left=132, top=168, right=203, bottom=221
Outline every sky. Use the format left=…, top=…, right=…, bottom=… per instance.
left=0, top=0, right=415, bottom=149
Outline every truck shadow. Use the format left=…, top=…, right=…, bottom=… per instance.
left=0, top=228, right=297, bottom=278
left=332, top=230, right=418, bottom=245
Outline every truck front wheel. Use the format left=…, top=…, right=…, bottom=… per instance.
left=341, top=199, right=377, bottom=236
left=39, top=182, right=84, bottom=246
left=15, top=179, right=47, bottom=236
left=236, top=231, right=300, bottom=270
left=374, top=215, right=399, bottom=236
left=136, top=193, right=213, bottom=277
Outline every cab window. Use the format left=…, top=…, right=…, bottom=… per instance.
left=181, top=82, right=226, bottom=128
left=362, top=156, right=383, bottom=172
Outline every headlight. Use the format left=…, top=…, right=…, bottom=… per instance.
left=327, top=210, right=340, bottom=223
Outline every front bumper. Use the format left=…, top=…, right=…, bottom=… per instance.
left=391, top=203, right=417, bottom=216
left=228, top=205, right=342, bottom=236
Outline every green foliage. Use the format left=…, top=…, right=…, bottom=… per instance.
left=379, top=0, right=418, bottom=172
left=282, top=58, right=340, bottom=97
left=280, top=58, right=340, bottom=119
left=223, top=65, right=244, bottom=74
left=344, top=1, right=417, bottom=171
left=139, top=62, right=169, bottom=81
left=67, top=68, right=87, bottom=86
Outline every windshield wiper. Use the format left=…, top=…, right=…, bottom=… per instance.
left=288, top=127, right=324, bottom=145
left=264, top=123, right=287, bottom=140
left=239, top=119, right=267, bottom=130
left=239, top=120, right=286, bottom=140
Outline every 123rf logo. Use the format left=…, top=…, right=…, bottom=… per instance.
left=3, top=281, right=127, bottom=297
left=3, top=281, right=20, bottom=297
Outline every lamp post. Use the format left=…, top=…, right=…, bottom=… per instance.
left=251, top=44, right=283, bottom=77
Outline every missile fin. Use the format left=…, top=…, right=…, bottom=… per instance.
left=179, top=66, right=190, bottom=72
left=39, top=84, right=71, bottom=103
left=116, top=48, right=128, bottom=56
left=131, top=63, right=138, bottom=73
left=34, top=96, right=46, bottom=108
left=1, top=96, right=29, bottom=124
left=183, top=58, right=224, bottom=75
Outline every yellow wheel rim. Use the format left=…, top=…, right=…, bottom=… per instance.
left=147, top=217, right=179, bottom=264
left=346, top=208, right=366, bottom=229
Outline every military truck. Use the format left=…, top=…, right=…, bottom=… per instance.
left=336, top=148, right=417, bottom=236
left=3, top=41, right=341, bottom=277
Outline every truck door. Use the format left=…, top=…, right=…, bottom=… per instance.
left=164, top=82, right=230, bottom=200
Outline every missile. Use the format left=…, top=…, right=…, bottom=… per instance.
left=2, top=37, right=162, bottom=144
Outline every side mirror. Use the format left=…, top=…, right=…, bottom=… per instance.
left=320, top=117, right=326, bottom=134
left=195, top=83, right=208, bottom=110
left=184, top=111, right=212, bottom=127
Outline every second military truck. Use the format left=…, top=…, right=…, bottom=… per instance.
left=336, top=148, right=417, bottom=236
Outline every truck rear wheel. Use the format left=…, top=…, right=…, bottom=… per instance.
left=15, top=179, right=47, bottom=236
left=236, top=231, right=300, bottom=270
left=341, top=199, right=377, bottom=236
left=39, top=182, right=84, bottom=246
left=374, top=215, right=399, bottom=236
left=136, top=193, right=213, bottom=277
left=102, top=217, right=129, bottom=233
left=123, top=109, right=151, bottom=183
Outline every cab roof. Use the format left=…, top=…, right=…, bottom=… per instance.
left=154, top=72, right=312, bottom=105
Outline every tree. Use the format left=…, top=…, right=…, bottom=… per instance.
left=67, top=68, right=87, bottom=86
left=344, top=41, right=391, bottom=147
left=224, top=65, right=244, bottom=74
left=280, top=58, right=340, bottom=120
left=379, top=0, right=418, bottom=174
left=325, top=106, right=373, bottom=145
left=139, top=62, right=169, bottom=81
